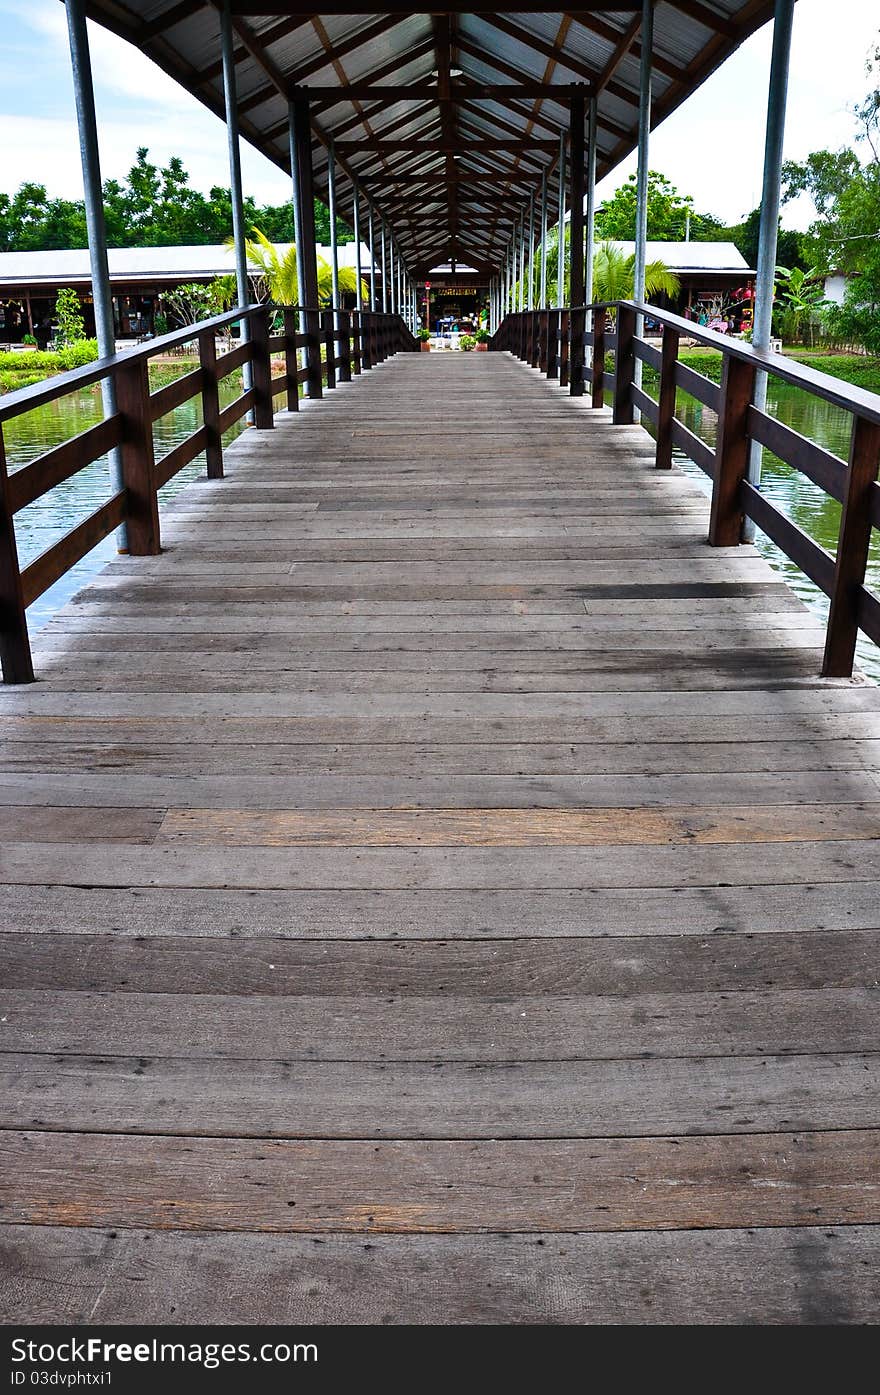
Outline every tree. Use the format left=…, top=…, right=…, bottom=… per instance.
left=0, top=148, right=355, bottom=253
left=773, top=265, right=829, bottom=345
left=596, top=171, right=725, bottom=242
left=729, top=205, right=806, bottom=271
left=591, top=241, right=680, bottom=301
left=780, top=32, right=880, bottom=353
left=53, top=287, right=86, bottom=346
left=242, top=227, right=364, bottom=306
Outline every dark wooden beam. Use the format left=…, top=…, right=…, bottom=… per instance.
left=666, top=0, right=738, bottom=39
left=567, top=11, right=684, bottom=84
left=228, top=2, right=641, bottom=12
left=291, top=82, right=581, bottom=103
left=141, top=0, right=204, bottom=42
left=363, top=172, right=544, bottom=185
left=336, top=139, right=559, bottom=152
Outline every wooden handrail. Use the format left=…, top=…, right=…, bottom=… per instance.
left=493, top=301, right=880, bottom=678
left=0, top=304, right=417, bottom=683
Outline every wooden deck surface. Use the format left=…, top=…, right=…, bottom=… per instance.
left=1, top=350, right=879, bottom=1324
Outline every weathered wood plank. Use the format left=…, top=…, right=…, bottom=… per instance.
left=4, top=1052, right=877, bottom=1137
left=2, top=1223, right=876, bottom=1324
left=155, top=804, right=880, bottom=848
left=3, top=1129, right=877, bottom=1234
left=4, top=929, right=877, bottom=995
left=2, top=986, right=876, bottom=1061
left=0, top=879, right=878, bottom=939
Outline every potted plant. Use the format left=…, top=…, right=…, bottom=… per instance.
left=418, top=328, right=431, bottom=352
left=459, top=334, right=476, bottom=352
left=474, top=328, right=490, bottom=352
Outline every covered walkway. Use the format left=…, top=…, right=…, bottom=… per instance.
left=1, top=350, right=879, bottom=1323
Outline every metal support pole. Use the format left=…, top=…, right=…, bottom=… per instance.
left=220, top=0, right=253, bottom=418
left=518, top=214, right=526, bottom=313
left=527, top=190, right=535, bottom=311
left=368, top=205, right=377, bottom=311
left=388, top=232, right=396, bottom=316
left=746, top=0, right=796, bottom=540
left=353, top=184, right=363, bottom=313
left=585, top=96, right=597, bottom=324
left=539, top=168, right=548, bottom=308
left=288, top=97, right=320, bottom=394
left=569, top=90, right=586, bottom=307
left=381, top=221, right=388, bottom=312
left=327, top=139, right=341, bottom=370
left=557, top=130, right=566, bottom=308
left=632, top=0, right=653, bottom=412
left=64, top=0, right=126, bottom=547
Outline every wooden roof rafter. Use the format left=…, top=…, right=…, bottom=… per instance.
left=77, top=1, right=783, bottom=275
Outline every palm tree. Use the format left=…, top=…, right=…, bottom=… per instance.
left=591, top=241, right=680, bottom=302
left=240, top=227, right=365, bottom=307
left=512, top=234, right=679, bottom=307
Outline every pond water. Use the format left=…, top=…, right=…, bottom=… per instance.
left=5, top=356, right=880, bottom=681
left=642, top=367, right=880, bottom=681
left=4, top=358, right=245, bottom=630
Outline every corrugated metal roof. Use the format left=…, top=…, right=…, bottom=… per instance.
left=79, top=4, right=783, bottom=275
left=0, top=242, right=378, bottom=287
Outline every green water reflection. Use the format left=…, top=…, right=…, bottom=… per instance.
left=4, top=361, right=245, bottom=630
left=642, top=366, right=880, bottom=681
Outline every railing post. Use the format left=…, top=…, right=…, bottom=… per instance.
left=654, top=324, right=680, bottom=469
left=344, top=309, right=357, bottom=376
left=305, top=307, right=323, bottom=398
left=559, top=309, right=570, bottom=389
left=0, top=430, right=34, bottom=684
left=339, top=310, right=352, bottom=380
left=546, top=309, right=559, bottom=379
left=323, top=309, right=336, bottom=390
left=352, top=311, right=363, bottom=374
left=362, top=313, right=373, bottom=370
left=249, top=308, right=275, bottom=429
left=115, top=356, right=160, bottom=556
left=613, top=303, right=636, bottom=423
left=198, top=328, right=223, bottom=478
left=538, top=310, right=549, bottom=374
left=708, top=355, right=757, bottom=547
left=531, top=311, right=540, bottom=369
left=283, top=307, right=299, bottom=412
left=569, top=305, right=586, bottom=396
left=822, top=414, right=880, bottom=677
left=591, top=312, right=605, bottom=408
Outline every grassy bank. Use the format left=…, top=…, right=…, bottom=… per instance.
left=0, top=341, right=99, bottom=394
left=678, top=347, right=880, bottom=397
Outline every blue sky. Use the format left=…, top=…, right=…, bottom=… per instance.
left=0, top=0, right=877, bottom=229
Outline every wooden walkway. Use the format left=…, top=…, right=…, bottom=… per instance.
left=1, top=350, right=879, bottom=1324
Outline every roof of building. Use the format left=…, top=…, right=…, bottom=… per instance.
left=606, top=240, right=753, bottom=274
left=0, top=242, right=375, bottom=289
left=81, top=3, right=780, bottom=278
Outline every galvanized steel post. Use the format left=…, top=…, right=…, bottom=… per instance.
left=746, top=0, right=796, bottom=540
left=64, top=0, right=126, bottom=547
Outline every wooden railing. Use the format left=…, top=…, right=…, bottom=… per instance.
left=491, top=303, right=880, bottom=679
left=0, top=304, right=417, bottom=683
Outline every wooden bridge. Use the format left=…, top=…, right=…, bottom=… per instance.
left=1, top=321, right=880, bottom=1323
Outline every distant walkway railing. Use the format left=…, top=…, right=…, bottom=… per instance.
left=0, top=305, right=417, bottom=683
left=492, top=303, right=880, bottom=679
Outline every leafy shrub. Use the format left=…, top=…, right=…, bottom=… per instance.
left=474, top=328, right=490, bottom=343
left=54, top=287, right=87, bottom=347
left=459, top=335, right=476, bottom=352
left=418, top=327, right=430, bottom=341
left=57, top=338, right=99, bottom=370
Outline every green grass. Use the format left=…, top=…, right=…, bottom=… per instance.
left=677, top=347, right=880, bottom=397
